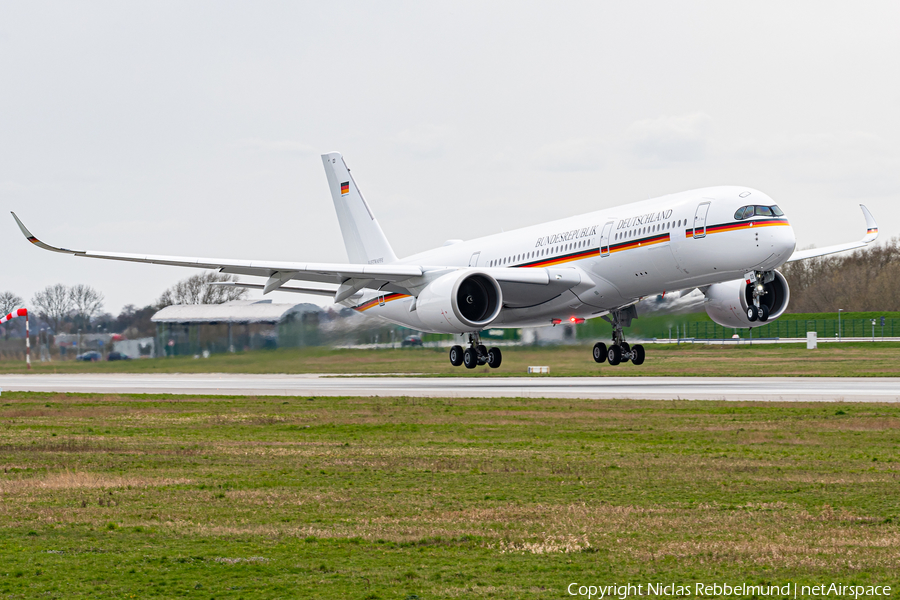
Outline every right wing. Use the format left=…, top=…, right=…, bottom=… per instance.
left=786, top=204, right=879, bottom=262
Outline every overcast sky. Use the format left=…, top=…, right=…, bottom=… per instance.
left=2, top=2, right=899, bottom=314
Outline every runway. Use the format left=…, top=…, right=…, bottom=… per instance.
left=1, top=373, right=899, bottom=401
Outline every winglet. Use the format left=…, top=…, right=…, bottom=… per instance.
left=787, top=204, right=881, bottom=262
left=10, top=212, right=79, bottom=254
left=860, top=204, right=878, bottom=243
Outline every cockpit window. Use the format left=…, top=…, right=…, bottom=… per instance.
left=734, top=205, right=785, bottom=220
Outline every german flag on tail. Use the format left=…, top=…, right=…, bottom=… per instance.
left=340, top=182, right=350, bottom=195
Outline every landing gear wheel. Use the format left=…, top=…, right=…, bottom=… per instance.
left=449, top=345, right=464, bottom=367
left=592, top=342, right=607, bottom=363
left=759, top=305, right=770, bottom=322
left=620, top=342, right=631, bottom=354
left=631, top=344, right=645, bottom=366
left=747, top=305, right=759, bottom=322
left=607, top=344, right=622, bottom=366
left=463, top=347, right=478, bottom=369
left=487, top=347, right=502, bottom=369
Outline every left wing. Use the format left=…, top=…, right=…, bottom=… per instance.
left=11, top=212, right=423, bottom=289
left=11, top=212, right=584, bottom=303
left=787, top=204, right=878, bottom=262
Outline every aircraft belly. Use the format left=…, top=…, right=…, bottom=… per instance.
left=493, top=291, right=590, bottom=327
left=573, top=272, right=629, bottom=309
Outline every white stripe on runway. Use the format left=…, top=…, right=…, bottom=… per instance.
left=1, top=374, right=899, bottom=401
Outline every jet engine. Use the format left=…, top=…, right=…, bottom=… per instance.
left=416, top=271, right=503, bottom=334
left=704, top=270, right=790, bottom=328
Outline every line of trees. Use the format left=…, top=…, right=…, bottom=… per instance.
left=781, top=237, right=900, bottom=313
left=0, top=272, right=247, bottom=339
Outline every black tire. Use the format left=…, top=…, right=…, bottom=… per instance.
left=747, top=305, right=759, bottom=322
left=487, top=347, right=502, bottom=369
left=463, top=347, right=478, bottom=369
left=449, top=345, right=464, bottom=367
left=607, top=344, right=622, bottom=366
left=620, top=342, right=631, bottom=354
left=759, top=304, right=770, bottom=322
left=631, top=344, right=645, bottom=366
left=592, top=342, right=607, bottom=363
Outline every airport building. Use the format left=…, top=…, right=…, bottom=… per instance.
left=151, top=299, right=323, bottom=356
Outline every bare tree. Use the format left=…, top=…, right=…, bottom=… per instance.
left=31, top=284, right=73, bottom=334
left=0, top=291, right=24, bottom=339
left=0, top=291, right=23, bottom=316
left=781, top=237, right=900, bottom=312
left=157, top=272, right=247, bottom=306
left=70, top=284, right=105, bottom=330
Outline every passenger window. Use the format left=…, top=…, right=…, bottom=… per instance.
left=755, top=205, right=772, bottom=217
left=771, top=205, right=784, bottom=216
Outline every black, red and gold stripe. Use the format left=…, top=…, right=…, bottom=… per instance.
left=354, top=292, right=409, bottom=312
left=868, top=228, right=878, bottom=235
left=516, top=232, right=670, bottom=268
left=340, top=182, right=350, bottom=195
left=607, top=232, right=670, bottom=254
left=686, top=218, right=790, bottom=238
left=520, top=247, right=600, bottom=268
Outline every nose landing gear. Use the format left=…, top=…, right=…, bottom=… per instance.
left=449, top=332, right=502, bottom=369
left=746, top=270, right=774, bottom=322
left=592, top=306, right=645, bottom=366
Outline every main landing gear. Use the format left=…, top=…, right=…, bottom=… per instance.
left=592, top=306, right=645, bottom=366
left=745, top=270, right=774, bottom=323
left=449, top=332, right=502, bottom=369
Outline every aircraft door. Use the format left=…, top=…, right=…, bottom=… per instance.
left=468, top=251, right=481, bottom=267
left=692, top=202, right=711, bottom=238
left=599, top=221, right=614, bottom=257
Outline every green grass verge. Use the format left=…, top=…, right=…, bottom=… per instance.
left=1, top=392, right=898, bottom=598
left=4, top=342, right=900, bottom=377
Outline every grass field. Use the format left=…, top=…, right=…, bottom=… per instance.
left=1, top=392, right=899, bottom=598
left=3, top=342, right=900, bottom=377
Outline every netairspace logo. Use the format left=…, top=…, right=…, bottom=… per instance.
left=567, top=582, right=893, bottom=600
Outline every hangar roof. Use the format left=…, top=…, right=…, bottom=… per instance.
left=151, top=300, right=321, bottom=324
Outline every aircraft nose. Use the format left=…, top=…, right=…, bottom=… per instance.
left=771, top=223, right=796, bottom=262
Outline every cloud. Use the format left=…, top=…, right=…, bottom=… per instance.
left=729, top=130, right=900, bottom=197
left=530, top=138, right=605, bottom=172
left=393, top=124, right=456, bottom=159
left=625, top=112, right=712, bottom=167
left=231, top=139, right=316, bottom=155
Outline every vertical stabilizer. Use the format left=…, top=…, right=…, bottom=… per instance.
left=322, top=152, right=398, bottom=265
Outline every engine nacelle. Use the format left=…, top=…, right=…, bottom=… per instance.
left=704, top=270, right=790, bottom=328
left=416, top=270, right=503, bottom=334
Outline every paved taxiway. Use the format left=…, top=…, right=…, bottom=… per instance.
left=1, top=374, right=899, bottom=401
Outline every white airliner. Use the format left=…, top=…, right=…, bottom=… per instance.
left=12, top=151, right=879, bottom=369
